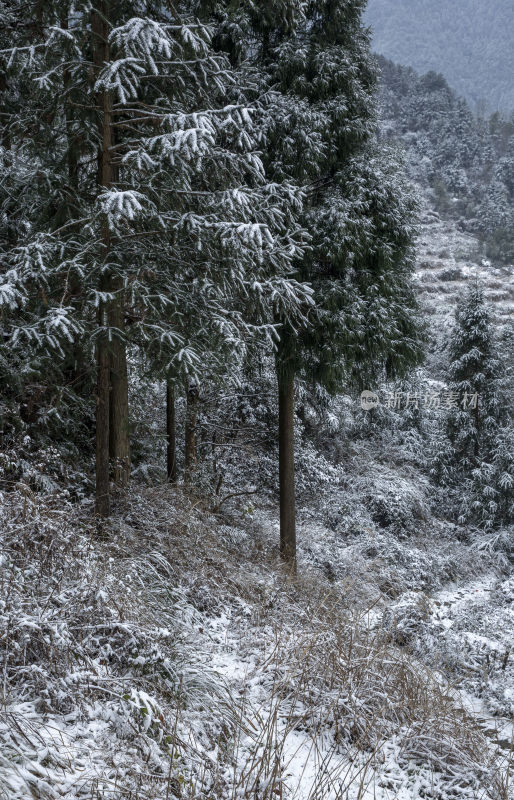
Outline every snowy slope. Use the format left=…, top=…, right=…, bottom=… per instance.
left=1, top=190, right=513, bottom=800
left=2, top=388, right=514, bottom=800
left=414, top=198, right=514, bottom=349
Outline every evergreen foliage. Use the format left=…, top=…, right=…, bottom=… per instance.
left=480, top=140, right=514, bottom=263
left=1, top=6, right=514, bottom=794
left=201, top=0, right=424, bottom=564
left=0, top=0, right=425, bottom=549
left=432, top=284, right=513, bottom=529
left=377, top=56, right=514, bottom=265
left=249, top=5, right=425, bottom=400
left=0, top=0, right=310, bottom=506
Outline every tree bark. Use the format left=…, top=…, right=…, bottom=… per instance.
left=278, top=371, right=297, bottom=571
left=61, top=11, right=78, bottom=189
left=95, top=301, right=110, bottom=517
left=92, top=3, right=115, bottom=514
left=184, top=380, right=199, bottom=484
left=166, top=383, right=177, bottom=483
left=109, top=284, right=130, bottom=486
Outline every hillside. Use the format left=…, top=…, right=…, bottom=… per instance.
left=376, top=56, right=514, bottom=267
left=1, top=204, right=514, bottom=798
left=1, top=2, right=513, bottom=798
left=365, top=0, right=514, bottom=111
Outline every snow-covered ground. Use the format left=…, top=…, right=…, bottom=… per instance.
left=1, top=203, right=512, bottom=799
left=414, top=200, right=514, bottom=356
left=1, top=467, right=512, bottom=799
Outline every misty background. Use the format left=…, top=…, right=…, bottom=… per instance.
left=365, top=0, right=514, bottom=112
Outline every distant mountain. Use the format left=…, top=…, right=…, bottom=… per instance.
left=364, top=0, right=514, bottom=112
left=376, top=56, right=514, bottom=265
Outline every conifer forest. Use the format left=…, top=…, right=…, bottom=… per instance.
left=0, top=2, right=513, bottom=798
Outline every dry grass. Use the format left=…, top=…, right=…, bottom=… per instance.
left=0, top=483, right=512, bottom=799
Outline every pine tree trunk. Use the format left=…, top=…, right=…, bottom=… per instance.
left=95, top=301, right=110, bottom=517
left=278, top=371, right=297, bottom=571
left=166, top=383, right=177, bottom=483
left=92, top=3, right=115, bottom=513
left=61, top=10, right=90, bottom=398
left=184, top=380, right=199, bottom=484
left=61, top=12, right=78, bottom=189
left=109, top=286, right=130, bottom=486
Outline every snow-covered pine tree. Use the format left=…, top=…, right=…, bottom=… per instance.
left=263, top=2, right=423, bottom=566
left=466, top=425, right=514, bottom=530
left=445, top=284, right=502, bottom=467
left=479, top=140, right=514, bottom=264
left=432, top=283, right=513, bottom=529
left=0, top=1, right=95, bottom=478
left=200, top=0, right=424, bottom=567
left=1, top=1, right=311, bottom=514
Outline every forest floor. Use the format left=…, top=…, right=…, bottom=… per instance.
left=1, top=206, right=513, bottom=799
left=1, top=440, right=513, bottom=800
left=1, top=479, right=513, bottom=800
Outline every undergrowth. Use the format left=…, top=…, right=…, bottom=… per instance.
left=0, top=484, right=512, bottom=799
